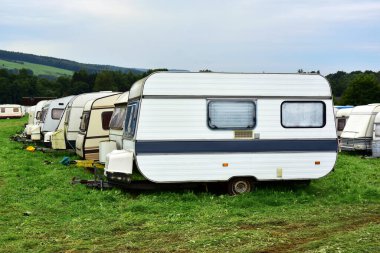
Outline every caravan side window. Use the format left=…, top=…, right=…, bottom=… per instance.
left=0, top=108, right=4, bottom=113
left=208, top=100, right=256, bottom=129
left=13, top=108, right=19, bottom=112
left=124, top=101, right=140, bottom=139
left=281, top=101, right=326, bottom=128
left=51, top=108, right=64, bottom=120
left=101, top=111, right=113, bottom=130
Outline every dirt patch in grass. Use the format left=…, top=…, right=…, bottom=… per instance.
left=258, top=214, right=380, bottom=253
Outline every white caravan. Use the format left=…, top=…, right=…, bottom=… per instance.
left=0, top=104, right=23, bottom=119
left=41, top=96, right=75, bottom=145
left=340, top=104, right=380, bottom=152
left=25, top=100, right=48, bottom=138
left=76, top=93, right=121, bottom=160
left=63, top=92, right=117, bottom=149
left=335, top=108, right=353, bottom=137
left=98, top=92, right=129, bottom=163
left=105, top=72, right=338, bottom=194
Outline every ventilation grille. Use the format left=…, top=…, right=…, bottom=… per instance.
left=234, top=130, right=253, bottom=139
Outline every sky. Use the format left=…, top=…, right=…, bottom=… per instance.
left=1, top=0, right=379, bottom=75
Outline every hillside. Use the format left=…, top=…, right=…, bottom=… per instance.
left=0, top=49, right=145, bottom=75
left=0, top=59, right=73, bottom=78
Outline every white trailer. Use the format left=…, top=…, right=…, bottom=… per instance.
left=335, top=107, right=353, bottom=137
left=0, top=104, right=23, bottom=119
left=41, top=96, right=75, bottom=144
left=63, top=92, right=118, bottom=149
left=24, top=100, right=49, bottom=139
left=104, top=72, right=338, bottom=194
left=75, top=93, right=121, bottom=160
left=98, top=92, right=129, bottom=163
left=340, top=104, right=380, bottom=152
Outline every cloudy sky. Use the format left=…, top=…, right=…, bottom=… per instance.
left=1, top=0, right=379, bottom=74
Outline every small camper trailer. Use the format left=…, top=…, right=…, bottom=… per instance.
left=63, top=92, right=118, bottom=149
left=98, top=92, right=129, bottom=163
left=335, top=107, right=353, bottom=137
left=25, top=100, right=48, bottom=138
left=76, top=93, right=121, bottom=160
left=41, top=96, right=75, bottom=145
left=104, top=72, right=338, bottom=194
left=0, top=104, right=23, bottom=119
left=340, top=104, right=380, bottom=152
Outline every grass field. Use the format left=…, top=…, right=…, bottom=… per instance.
left=0, top=59, right=73, bottom=77
left=0, top=117, right=379, bottom=252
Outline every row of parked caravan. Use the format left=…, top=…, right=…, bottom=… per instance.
left=23, top=91, right=125, bottom=160
left=334, top=104, right=380, bottom=156
left=0, top=104, right=26, bottom=119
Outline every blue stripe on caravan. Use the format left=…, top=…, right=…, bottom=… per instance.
left=136, top=139, right=338, bottom=154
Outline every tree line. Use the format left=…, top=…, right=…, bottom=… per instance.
left=0, top=68, right=167, bottom=104
left=0, top=68, right=379, bottom=105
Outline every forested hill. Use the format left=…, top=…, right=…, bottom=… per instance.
left=0, top=49, right=145, bottom=74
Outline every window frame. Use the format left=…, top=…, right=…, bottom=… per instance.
left=207, top=99, right=257, bottom=130
left=280, top=101, right=326, bottom=129
left=51, top=108, right=64, bottom=120
left=375, top=124, right=380, bottom=137
left=337, top=118, right=346, bottom=131
left=0, top=108, right=5, bottom=113
left=123, top=101, right=140, bottom=139
left=79, top=111, right=90, bottom=132
left=109, top=106, right=127, bottom=130
left=101, top=111, right=114, bottom=130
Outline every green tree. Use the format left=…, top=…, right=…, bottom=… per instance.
left=340, top=73, right=380, bottom=105
left=93, top=71, right=118, bottom=91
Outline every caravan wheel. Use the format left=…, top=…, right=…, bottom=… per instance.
left=228, top=178, right=254, bottom=195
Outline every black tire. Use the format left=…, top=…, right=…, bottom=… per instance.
left=228, top=178, right=254, bottom=195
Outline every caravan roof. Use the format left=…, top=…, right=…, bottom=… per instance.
left=129, top=72, right=332, bottom=99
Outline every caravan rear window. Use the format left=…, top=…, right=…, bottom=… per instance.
left=101, top=111, right=113, bottom=130
left=337, top=118, right=346, bottom=131
left=124, top=101, right=140, bottom=139
left=109, top=107, right=127, bottom=130
left=208, top=100, right=256, bottom=129
left=40, top=108, right=48, bottom=122
left=36, top=111, right=41, bottom=120
left=375, top=124, right=380, bottom=137
left=281, top=101, right=325, bottom=128
left=51, top=108, right=64, bottom=120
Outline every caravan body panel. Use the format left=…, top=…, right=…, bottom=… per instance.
left=41, top=96, right=75, bottom=134
left=76, top=93, right=120, bottom=160
left=64, top=92, right=116, bottom=149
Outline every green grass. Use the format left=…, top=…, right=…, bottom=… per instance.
left=0, top=59, right=73, bottom=77
left=0, top=117, right=379, bottom=252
